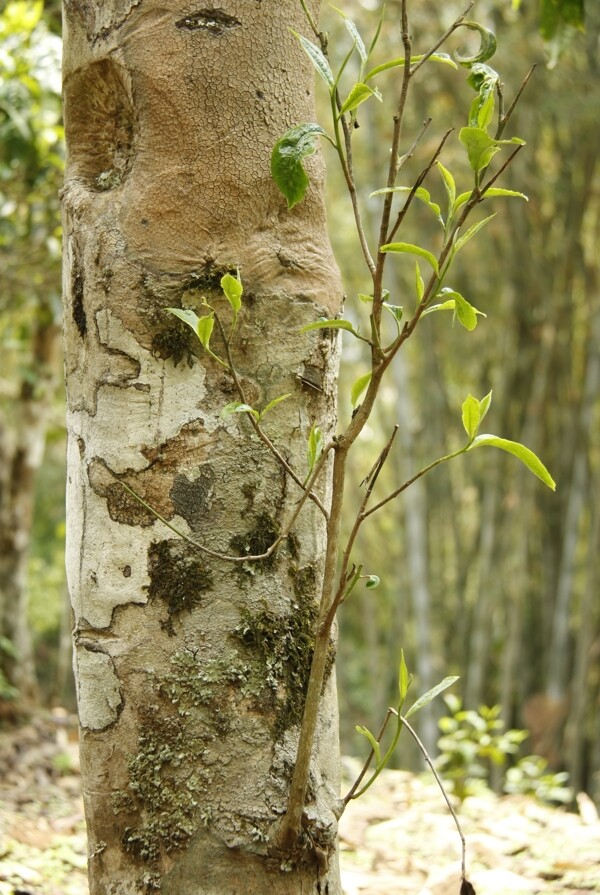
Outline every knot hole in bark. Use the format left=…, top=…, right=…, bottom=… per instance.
left=175, top=9, right=241, bottom=36
left=63, top=59, right=135, bottom=192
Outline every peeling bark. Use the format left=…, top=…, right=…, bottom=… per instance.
left=62, top=2, right=343, bottom=892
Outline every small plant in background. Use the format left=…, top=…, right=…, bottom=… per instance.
left=505, top=755, right=572, bottom=805
left=436, top=694, right=572, bottom=805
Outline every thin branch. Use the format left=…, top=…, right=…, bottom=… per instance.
left=480, top=143, right=525, bottom=194
left=386, top=127, right=453, bottom=244
left=401, top=714, right=467, bottom=880
left=336, top=427, right=399, bottom=608
left=117, top=442, right=332, bottom=565
left=409, top=1, right=475, bottom=77
left=496, top=64, right=536, bottom=139
left=214, top=313, right=329, bottom=519
left=362, top=446, right=466, bottom=522
left=342, top=707, right=396, bottom=805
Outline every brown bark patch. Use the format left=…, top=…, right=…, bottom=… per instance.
left=63, top=58, right=135, bottom=192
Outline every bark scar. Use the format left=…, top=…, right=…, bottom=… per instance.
left=175, top=9, right=241, bottom=35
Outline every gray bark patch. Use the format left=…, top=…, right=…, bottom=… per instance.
left=175, top=9, right=242, bottom=35
left=76, top=647, right=123, bottom=730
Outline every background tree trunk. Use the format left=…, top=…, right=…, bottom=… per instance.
left=62, top=2, right=343, bottom=892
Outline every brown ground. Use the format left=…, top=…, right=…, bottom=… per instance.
left=0, top=713, right=598, bottom=895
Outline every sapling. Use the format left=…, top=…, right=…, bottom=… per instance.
left=127, top=0, right=554, bottom=884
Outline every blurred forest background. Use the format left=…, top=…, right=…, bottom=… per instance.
left=1, top=0, right=598, bottom=807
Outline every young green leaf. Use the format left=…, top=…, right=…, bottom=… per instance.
left=454, top=21, right=497, bottom=65
left=380, top=242, right=439, bottom=275
left=339, top=82, right=382, bottom=117
left=454, top=187, right=528, bottom=213
left=365, top=52, right=457, bottom=81
left=300, top=318, right=359, bottom=336
left=439, top=289, right=485, bottom=331
left=437, top=161, right=456, bottom=214
left=383, top=302, right=404, bottom=329
left=415, top=262, right=424, bottom=301
left=367, top=3, right=385, bottom=58
left=271, top=123, right=329, bottom=209
left=462, top=393, right=483, bottom=440
left=356, top=725, right=382, bottom=768
left=331, top=6, right=368, bottom=67
left=459, top=126, right=525, bottom=175
left=307, top=424, right=324, bottom=475
left=221, top=401, right=260, bottom=422
left=166, top=307, right=202, bottom=334
left=166, top=307, right=215, bottom=349
left=370, top=185, right=442, bottom=224
left=398, top=650, right=411, bottom=702
left=220, top=272, right=243, bottom=314
left=259, top=393, right=291, bottom=420
left=365, top=574, right=380, bottom=589
left=454, top=213, right=496, bottom=253
left=405, top=675, right=460, bottom=719
left=292, top=31, right=334, bottom=89
left=467, top=435, right=556, bottom=490
left=351, top=371, right=372, bottom=407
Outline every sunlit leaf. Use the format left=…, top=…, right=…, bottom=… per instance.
left=356, top=725, right=382, bottom=767
left=454, top=213, right=496, bottom=252
left=339, top=82, right=382, bottom=117
left=300, top=318, right=359, bottom=336
left=462, top=393, right=482, bottom=440
left=380, top=242, right=439, bottom=274
left=459, top=126, right=525, bottom=174
left=405, top=676, right=460, bottom=718
left=260, top=393, right=291, bottom=419
left=292, top=31, right=335, bottom=88
left=351, top=371, right=372, bottom=407
left=467, top=435, right=556, bottom=489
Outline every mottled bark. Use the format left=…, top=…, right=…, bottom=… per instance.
left=62, top=2, right=343, bottom=893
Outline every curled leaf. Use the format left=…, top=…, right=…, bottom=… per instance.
left=271, top=123, right=328, bottom=209
left=455, top=21, right=497, bottom=65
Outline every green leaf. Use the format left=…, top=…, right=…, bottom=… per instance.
left=405, top=676, right=460, bottom=719
left=437, top=161, right=456, bottom=214
left=365, top=52, right=457, bottom=81
left=454, top=187, right=528, bottom=212
left=220, top=272, right=243, bottom=314
left=478, top=390, right=493, bottom=424
left=356, top=725, right=382, bottom=767
left=339, top=82, right=382, bottom=116
left=370, top=185, right=442, bottom=224
left=454, top=213, right=496, bottom=252
left=467, top=435, right=556, bottom=490
left=415, top=262, right=424, bottom=301
left=271, top=123, right=328, bottom=209
left=462, top=393, right=482, bottom=440
left=422, top=300, right=456, bottom=318
left=259, top=393, right=291, bottom=420
left=300, top=318, right=359, bottom=336
left=380, top=242, right=439, bottom=274
left=437, top=289, right=485, bottom=331
left=367, top=4, right=385, bottom=58
left=383, top=302, right=403, bottom=327
left=351, top=371, right=372, bottom=407
left=221, top=401, right=260, bottom=422
left=196, top=314, right=215, bottom=350
left=307, top=424, right=324, bottom=475
left=454, top=21, right=497, bottom=65
left=331, top=6, right=368, bottom=66
left=166, top=307, right=214, bottom=349
left=292, top=31, right=335, bottom=88
left=399, top=650, right=411, bottom=702
left=459, top=127, right=525, bottom=175
left=365, top=575, right=380, bottom=589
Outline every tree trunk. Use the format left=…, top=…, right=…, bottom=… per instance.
left=62, top=2, right=343, bottom=892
